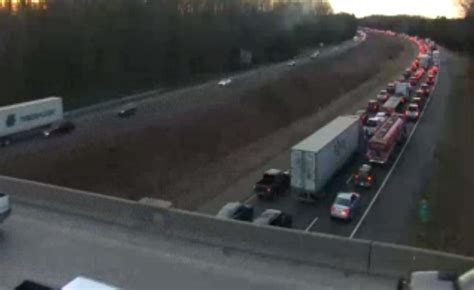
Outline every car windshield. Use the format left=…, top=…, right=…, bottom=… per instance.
left=335, top=197, right=351, bottom=207
left=408, top=106, right=418, bottom=111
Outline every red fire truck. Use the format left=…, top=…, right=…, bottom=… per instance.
left=366, top=114, right=406, bottom=164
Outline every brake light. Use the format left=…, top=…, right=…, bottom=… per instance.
left=354, top=174, right=359, bottom=180
left=367, top=176, right=373, bottom=181
left=331, top=206, right=336, bottom=212
left=341, top=208, right=349, bottom=216
left=267, top=188, right=271, bottom=193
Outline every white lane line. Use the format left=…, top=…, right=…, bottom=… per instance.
left=305, top=217, right=320, bottom=232
left=349, top=67, right=440, bottom=239
left=244, top=194, right=256, bottom=205
left=346, top=175, right=353, bottom=184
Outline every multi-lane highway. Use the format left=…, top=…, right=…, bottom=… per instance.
left=201, top=37, right=443, bottom=240
left=0, top=200, right=395, bottom=290
left=0, top=35, right=364, bottom=155
left=353, top=50, right=450, bottom=243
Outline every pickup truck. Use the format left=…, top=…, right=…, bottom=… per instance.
left=254, top=169, right=290, bottom=200
left=0, top=192, right=11, bottom=223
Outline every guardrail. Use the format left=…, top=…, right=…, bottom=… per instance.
left=64, top=88, right=164, bottom=119
left=1, top=174, right=473, bottom=278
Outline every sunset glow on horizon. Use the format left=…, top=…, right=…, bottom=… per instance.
left=330, top=0, right=462, bottom=18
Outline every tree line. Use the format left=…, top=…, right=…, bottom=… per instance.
left=0, top=0, right=356, bottom=108
left=359, top=1, right=474, bottom=55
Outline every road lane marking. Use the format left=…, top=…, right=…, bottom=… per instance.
left=305, top=217, right=319, bottom=232
left=346, top=175, right=353, bottom=184
left=349, top=63, right=441, bottom=239
left=244, top=194, right=256, bottom=204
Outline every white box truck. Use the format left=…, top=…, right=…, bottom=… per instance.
left=291, top=115, right=360, bottom=202
left=0, top=97, right=63, bottom=145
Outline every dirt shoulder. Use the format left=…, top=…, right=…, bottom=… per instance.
left=412, top=54, right=474, bottom=256
left=0, top=34, right=414, bottom=209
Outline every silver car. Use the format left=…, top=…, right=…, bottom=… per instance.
left=218, top=78, right=232, bottom=87
left=330, top=192, right=360, bottom=221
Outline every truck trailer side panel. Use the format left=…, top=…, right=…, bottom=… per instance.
left=291, top=115, right=360, bottom=201
left=0, top=97, right=63, bottom=138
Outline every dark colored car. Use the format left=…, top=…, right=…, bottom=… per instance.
left=253, top=209, right=292, bottom=228
left=415, top=89, right=425, bottom=98
left=15, top=280, right=54, bottom=290
left=117, top=105, right=137, bottom=118
left=353, top=164, right=375, bottom=188
left=216, top=202, right=254, bottom=222
left=254, top=169, right=290, bottom=199
left=421, top=83, right=431, bottom=97
left=412, top=97, right=425, bottom=110
left=366, top=100, right=380, bottom=114
left=403, top=68, right=412, bottom=80
left=43, top=121, right=75, bottom=137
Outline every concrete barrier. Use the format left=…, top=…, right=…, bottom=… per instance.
left=1, top=175, right=371, bottom=272
left=370, top=241, right=474, bottom=277
left=2, top=174, right=473, bottom=278
left=166, top=208, right=371, bottom=273
left=0, top=175, right=160, bottom=228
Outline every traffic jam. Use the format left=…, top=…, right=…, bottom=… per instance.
left=216, top=30, right=441, bottom=236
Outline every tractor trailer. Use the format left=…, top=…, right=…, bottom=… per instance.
left=0, top=97, right=63, bottom=146
left=291, top=115, right=360, bottom=202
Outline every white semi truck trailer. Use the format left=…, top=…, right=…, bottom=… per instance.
left=291, top=115, right=361, bottom=202
left=0, top=97, right=63, bottom=146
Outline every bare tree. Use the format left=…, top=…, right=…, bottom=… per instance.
left=459, top=0, right=474, bottom=17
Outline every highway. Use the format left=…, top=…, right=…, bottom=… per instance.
left=353, top=50, right=450, bottom=243
left=0, top=34, right=364, bottom=156
left=200, top=36, right=442, bottom=240
left=0, top=200, right=395, bottom=290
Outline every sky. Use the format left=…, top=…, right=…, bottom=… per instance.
left=330, top=0, right=462, bottom=18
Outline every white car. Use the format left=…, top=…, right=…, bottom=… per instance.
left=218, top=78, right=232, bottom=87
left=0, top=193, right=11, bottom=223
left=62, top=277, right=119, bottom=290
left=311, top=50, right=320, bottom=59
left=331, top=192, right=360, bottom=221
left=287, top=60, right=296, bottom=66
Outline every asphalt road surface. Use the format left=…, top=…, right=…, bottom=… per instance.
left=0, top=201, right=394, bottom=290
